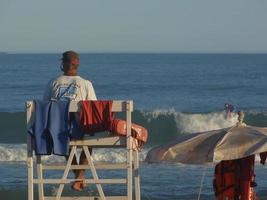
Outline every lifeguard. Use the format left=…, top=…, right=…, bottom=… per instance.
left=43, top=50, right=97, bottom=191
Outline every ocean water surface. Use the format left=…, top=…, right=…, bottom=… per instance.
left=0, top=53, right=267, bottom=199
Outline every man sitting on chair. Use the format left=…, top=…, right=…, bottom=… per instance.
left=43, top=50, right=96, bottom=191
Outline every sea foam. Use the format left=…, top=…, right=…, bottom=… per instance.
left=0, top=143, right=149, bottom=163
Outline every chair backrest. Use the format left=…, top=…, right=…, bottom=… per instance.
left=27, top=100, right=134, bottom=150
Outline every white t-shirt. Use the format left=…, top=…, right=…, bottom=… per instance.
left=43, top=75, right=97, bottom=101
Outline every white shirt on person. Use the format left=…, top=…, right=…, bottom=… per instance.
left=43, top=75, right=97, bottom=101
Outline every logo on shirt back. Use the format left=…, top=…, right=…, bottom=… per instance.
left=56, top=83, right=78, bottom=101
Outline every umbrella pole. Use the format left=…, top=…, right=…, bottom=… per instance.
left=197, top=167, right=207, bottom=200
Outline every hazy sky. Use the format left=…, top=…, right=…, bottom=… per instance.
left=1, top=0, right=267, bottom=53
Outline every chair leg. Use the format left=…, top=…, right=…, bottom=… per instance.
left=83, top=146, right=106, bottom=200
left=55, top=146, right=77, bottom=200
left=133, top=150, right=140, bottom=200
left=27, top=136, right=34, bottom=200
left=27, top=103, right=34, bottom=200
left=37, top=156, right=44, bottom=200
left=127, top=149, right=133, bottom=200
left=27, top=156, right=34, bottom=200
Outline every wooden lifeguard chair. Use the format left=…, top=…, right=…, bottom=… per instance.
left=26, top=100, right=141, bottom=200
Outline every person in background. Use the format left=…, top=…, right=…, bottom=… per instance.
left=43, top=50, right=96, bottom=191
left=225, top=103, right=234, bottom=119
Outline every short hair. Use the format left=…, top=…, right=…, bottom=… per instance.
left=61, top=50, right=79, bottom=70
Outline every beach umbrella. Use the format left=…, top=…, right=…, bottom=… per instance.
left=146, top=112, right=267, bottom=164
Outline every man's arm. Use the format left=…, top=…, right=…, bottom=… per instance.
left=86, top=81, right=97, bottom=100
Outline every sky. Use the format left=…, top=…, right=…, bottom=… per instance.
left=0, top=0, right=267, bottom=53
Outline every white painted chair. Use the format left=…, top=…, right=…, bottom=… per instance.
left=26, top=100, right=141, bottom=200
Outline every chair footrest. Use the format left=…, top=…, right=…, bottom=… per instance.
left=33, top=178, right=127, bottom=184
left=42, top=163, right=128, bottom=170
left=44, top=196, right=128, bottom=200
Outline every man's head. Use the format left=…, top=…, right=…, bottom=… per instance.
left=61, top=50, right=80, bottom=74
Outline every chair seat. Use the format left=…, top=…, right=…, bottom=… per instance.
left=69, top=135, right=127, bottom=147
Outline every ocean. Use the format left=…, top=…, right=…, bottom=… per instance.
left=0, top=53, right=267, bottom=199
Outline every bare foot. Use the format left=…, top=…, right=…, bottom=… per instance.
left=71, top=172, right=87, bottom=191
left=71, top=181, right=83, bottom=191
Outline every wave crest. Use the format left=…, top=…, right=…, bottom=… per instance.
left=1, top=110, right=267, bottom=146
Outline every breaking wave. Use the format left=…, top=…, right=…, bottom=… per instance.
left=0, top=109, right=267, bottom=162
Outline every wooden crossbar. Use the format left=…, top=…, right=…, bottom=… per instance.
left=44, top=196, right=128, bottom=200
left=42, top=163, right=128, bottom=170
left=27, top=100, right=133, bottom=114
left=27, top=100, right=141, bottom=200
left=33, top=179, right=127, bottom=184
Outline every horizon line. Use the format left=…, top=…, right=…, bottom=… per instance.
left=2, top=51, right=267, bottom=54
